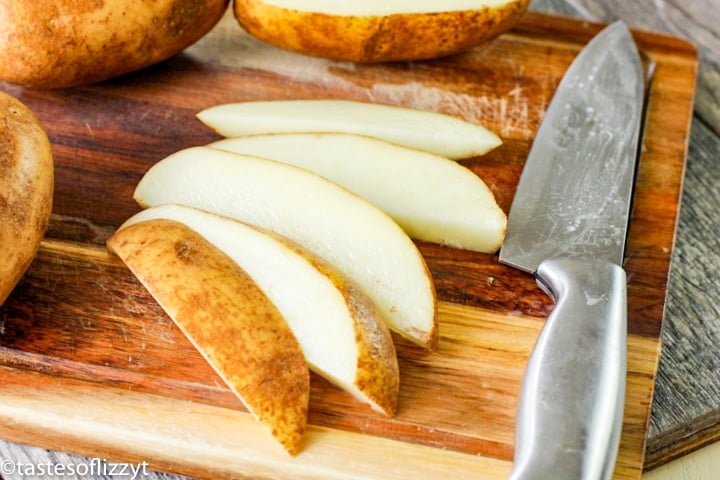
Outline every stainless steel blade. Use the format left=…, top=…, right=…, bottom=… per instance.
left=499, top=21, right=644, bottom=273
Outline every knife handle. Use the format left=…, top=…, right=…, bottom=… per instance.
left=508, top=257, right=627, bottom=480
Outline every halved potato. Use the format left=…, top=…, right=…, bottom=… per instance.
left=0, top=0, right=229, bottom=88
left=233, top=0, right=531, bottom=62
left=107, top=219, right=309, bottom=455
left=134, top=147, right=438, bottom=349
left=211, top=133, right=507, bottom=253
left=198, top=100, right=501, bottom=159
left=121, top=204, right=399, bottom=415
left=0, top=92, right=54, bottom=306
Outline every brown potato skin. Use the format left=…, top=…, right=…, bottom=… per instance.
left=0, top=0, right=229, bottom=88
left=107, top=219, right=310, bottom=454
left=233, top=0, right=530, bottom=62
left=0, top=92, right=54, bottom=306
left=261, top=227, right=401, bottom=416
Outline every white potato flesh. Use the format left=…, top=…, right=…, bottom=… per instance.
left=134, top=147, right=437, bottom=348
left=258, top=0, right=517, bottom=15
left=121, top=204, right=398, bottom=414
left=197, top=100, right=501, bottom=160
left=211, top=133, right=506, bottom=253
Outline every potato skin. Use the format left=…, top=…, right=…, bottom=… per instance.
left=108, top=219, right=310, bottom=454
left=0, top=0, right=229, bottom=88
left=233, top=0, right=530, bottom=62
left=263, top=226, right=401, bottom=415
left=0, top=92, right=54, bottom=305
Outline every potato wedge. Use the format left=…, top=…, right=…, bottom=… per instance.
left=107, top=219, right=309, bottom=455
left=0, top=0, right=229, bottom=88
left=198, top=100, right=501, bottom=159
left=121, top=205, right=399, bottom=415
left=233, top=0, right=530, bottom=63
left=0, top=92, right=54, bottom=306
left=134, top=147, right=438, bottom=349
left=211, top=133, right=507, bottom=253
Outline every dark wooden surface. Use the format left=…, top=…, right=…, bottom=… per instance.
left=0, top=0, right=713, bottom=478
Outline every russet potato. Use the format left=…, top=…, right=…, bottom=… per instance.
left=0, top=0, right=229, bottom=88
left=134, top=146, right=439, bottom=349
left=107, top=219, right=310, bottom=455
left=211, top=133, right=507, bottom=253
left=121, top=205, right=400, bottom=416
left=233, top=0, right=531, bottom=62
left=197, top=99, right=502, bottom=159
left=0, top=92, right=54, bottom=306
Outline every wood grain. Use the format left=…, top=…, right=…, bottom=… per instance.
left=0, top=240, right=661, bottom=479
left=0, top=369, right=515, bottom=480
left=0, top=8, right=697, bottom=479
left=644, top=118, right=720, bottom=469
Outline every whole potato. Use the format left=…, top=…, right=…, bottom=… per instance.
left=0, top=0, right=229, bottom=88
left=233, top=0, right=530, bottom=63
left=0, top=92, right=54, bottom=305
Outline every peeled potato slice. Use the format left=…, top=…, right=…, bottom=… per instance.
left=134, top=146, right=438, bottom=349
left=197, top=99, right=501, bottom=159
left=121, top=204, right=399, bottom=415
left=0, top=92, right=54, bottom=305
left=107, top=219, right=309, bottom=455
left=211, top=132, right=507, bottom=253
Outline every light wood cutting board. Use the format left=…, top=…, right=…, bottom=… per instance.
left=0, top=10, right=697, bottom=480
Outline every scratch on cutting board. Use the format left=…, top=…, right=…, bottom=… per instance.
left=51, top=213, right=117, bottom=244
left=366, top=81, right=536, bottom=139
left=83, top=120, right=96, bottom=140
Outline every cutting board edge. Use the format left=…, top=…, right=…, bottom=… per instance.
left=0, top=368, right=515, bottom=480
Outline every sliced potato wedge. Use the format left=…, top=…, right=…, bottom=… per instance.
left=107, top=219, right=309, bottom=455
left=134, top=147, right=438, bottom=349
left=121, top=204, right=399, bottom=415
left=233, top=0, right=531, bottom=63
left=0, top=92, right=54, bottom=305
left=197, top=99, right=501, bottom=159
left=211, top=132, right=507, bottom=253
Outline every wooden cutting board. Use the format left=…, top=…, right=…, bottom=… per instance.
left=0, top=10, right=697, bottom=480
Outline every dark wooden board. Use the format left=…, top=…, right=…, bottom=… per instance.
left=0, top=10, right=697, bottom=479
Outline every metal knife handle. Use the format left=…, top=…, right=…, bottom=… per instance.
left=508, top=257, right=627, bottom=480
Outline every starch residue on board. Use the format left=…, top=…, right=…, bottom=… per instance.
left=363, top=81, right=536, bottom=139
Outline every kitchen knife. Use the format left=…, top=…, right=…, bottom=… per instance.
left=498, top=22, right=644, bottom=480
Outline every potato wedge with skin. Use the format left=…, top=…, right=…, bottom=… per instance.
left=121, top=204, right=399, bottom=415
left=134, top=147, right=438, bottom=349
left=233, top=0, right=530, bottom=63
left=0, top=92, right=54, bottom=306
left=197, top=100, right=501, bottom=160
left=0, top=0, right=229, bottom=88
left=211, top=133, right=507, bottom=253
left=107, top=219, right=309, bottom=455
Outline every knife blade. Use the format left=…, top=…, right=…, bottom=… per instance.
left=498, top=22, right=644, bottom=480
